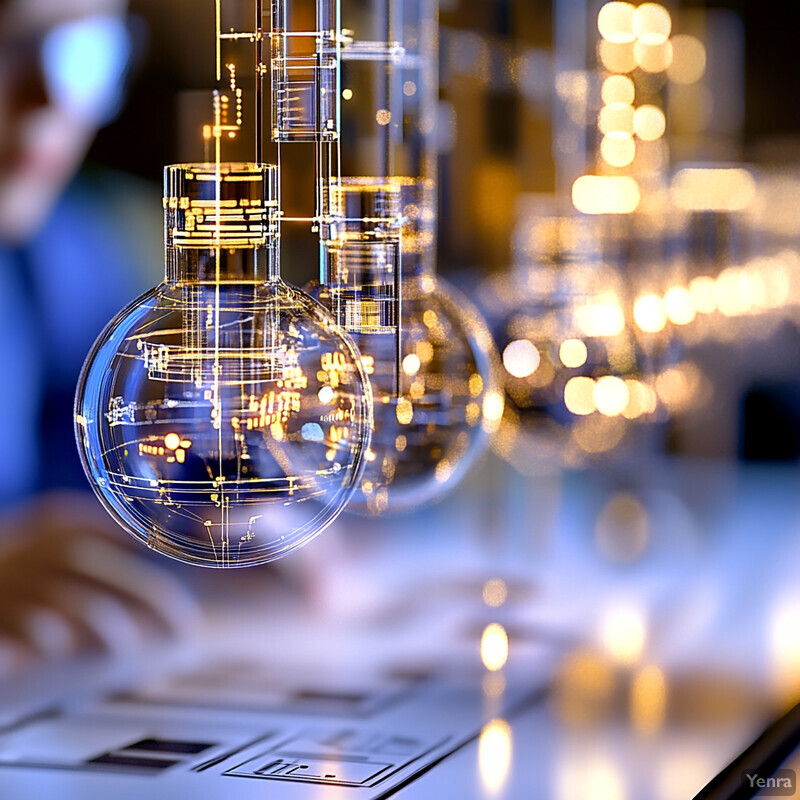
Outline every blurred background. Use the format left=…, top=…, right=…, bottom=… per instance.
left=88, top=0, right=800, bottom=468
left=5, top=1, right=800, bottom=798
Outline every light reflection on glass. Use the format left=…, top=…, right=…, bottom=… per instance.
left=600, top=603, right=647, bottom=665
left=481, top=623, right=509, bottom=672
left=770, top=596, right=800, bottom=708
left=551, top=648, right=616, bottom=726
left=478, top=719, right=512, bottom=797
left=556, top=748, right=626, bottom=800
left=630, top=664, right=668, bottom=734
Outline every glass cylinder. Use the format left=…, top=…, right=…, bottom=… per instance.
left=271, top=0, right=340, bottom=142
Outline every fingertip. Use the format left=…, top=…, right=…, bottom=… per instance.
left=21, top=607, right=81, bottom=660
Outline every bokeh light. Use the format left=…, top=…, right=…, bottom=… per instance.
left=633, top=105, right=666, bottom=141
left=598, top=2, right=637, bottom=44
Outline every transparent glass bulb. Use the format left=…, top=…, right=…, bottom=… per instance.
left=75, top=164, right=372, bottom=567
left=347, top=273, right=503, bottom=515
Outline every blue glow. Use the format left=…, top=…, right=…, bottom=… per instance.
left=41, top=15, right=132, bottom=123
left=302, top=423, right=325, bottom=442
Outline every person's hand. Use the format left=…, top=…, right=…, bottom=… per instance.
left=0, top=491, right=201, bottom=672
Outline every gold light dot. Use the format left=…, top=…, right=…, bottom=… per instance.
left=599, top=103, right=635, bottom=137
left=633, top=39, right=673, bottom=73
left=598, top=2, right=636, bottom=44
left=622, top=380, right=657, bottom=419
left=374, top=487, right=389, bottom=513
left=376, top=108, right=392, bottom=125
left=601, top=135, right=636, bottom=167
left=689, top=276, right=717, bottom=314
left=598, top=39, right=637, bottom=73
left=655, top=365, right=694, bottom=411
left=716, top=267, right=754, bottom=317
left=633, top=3, right=671, bottom=46
left=423, top=309, right=438, bottom=328
left=594, top=376, right=629, bottom=417
left=416, top=340, right=434, bottom=362
left=503, top=339, right=540, bottom=379
left=481, top=623, right=509, bottom=671
left=572, top=176, right=640, bottom=215
left=396, top=398, right=414, bottom=425
left=164, top=433, right=181, bottom=451
left=478, top=719, right=512, bottom=796
left=482, top=391, right=505, bottom=423
left=342, top=88, right=354, bottom=100
left=633, top=105, right=666, bottom=141
left=575, top=300, right=626, bottom=337
left=435, top=458, right=455, bottom=484
left=601, top=604, right=647, bottom=665
left=631, top=664, right=667, bottom=734
left=633, top=294, right=667, bottom=333
left=671, top=168, right=756, bottom=212
left=469, top=373, right=484, bottom=397
left=564, top=377, right=596, bottom=416
left=559, top=339, right=588, bottom=368
left=602, top=75, right=635, bottom=105
left=668, top=35, right=707, bottom=85
left=483, top=578, right=508, bottom=608
left=573, top=416, right=626, bottom=454
left=664, top=285, right=696, bottom=326
left=402, top=353, right=421, bottom=376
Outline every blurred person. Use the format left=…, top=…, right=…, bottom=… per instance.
left=0, top=0, right=201, bottom=673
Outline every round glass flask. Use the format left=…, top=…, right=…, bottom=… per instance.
left=75, top=163, right=372, bottom=567
left=321, top=178, right=503, bottom=515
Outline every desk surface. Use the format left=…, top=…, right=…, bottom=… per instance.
left=1, top=455, right=797, bottom=799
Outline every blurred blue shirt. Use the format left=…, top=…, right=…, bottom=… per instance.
left=0, top=168, right=161, bottom=505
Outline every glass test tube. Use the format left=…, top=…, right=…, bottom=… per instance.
left=271, top=0, right=340, bottom=142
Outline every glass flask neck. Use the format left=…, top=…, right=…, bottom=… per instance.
left=164, top=162, right=280, bottom=284
left=320, top=176, right=437, bottom=281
